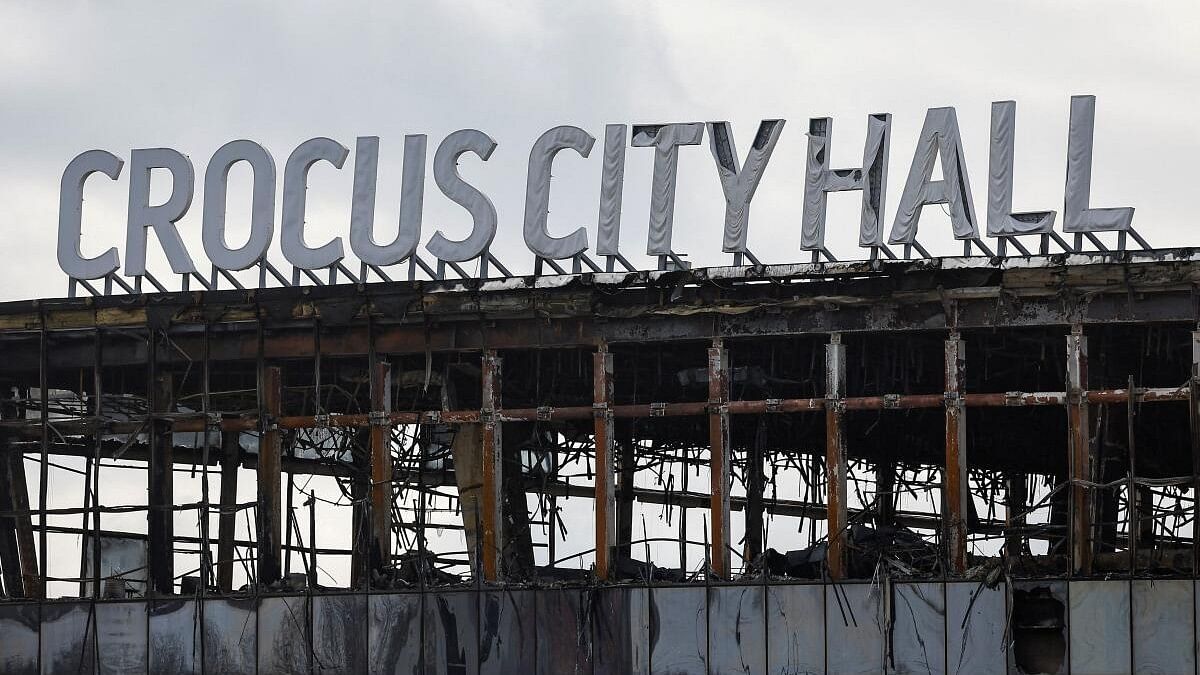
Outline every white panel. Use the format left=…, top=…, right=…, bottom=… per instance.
left=945, top=582, right=1006, bottom=675
left=766, top=584, right=824, bottom=675
left=96, top=601, right=147, bottom=675
left=0, top=603, right=39, bottom=675
left=368, top=593, right=422, bottom=675
left=1069, top=580, right=1131, bottom=675
left=203, top=598, right=256, bottom=673
left=650, top=586, right=706, bottom=675
left=892, top=582, right=945, bottom=675
left=708, top=585, right=766, bottom=674
left=1133, top=579, right=1194, bottom=674
left=40, top=601, right=95, bottom=674
left=149, top=599, right=201, bottom=675
left=826, top=583, right=883, bottom=675
left=258, top=595, right=310, bottom=675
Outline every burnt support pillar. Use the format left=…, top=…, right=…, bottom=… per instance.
left=0, top=444, right=23, bottom=597
left=1005, top=473, right=1028, bottom=558
left=708, top=339, right=732, bottom=578
left=825, top=335, right=848, bottom=580
left=593, top=347, right=616, bottom=580
left=1190, top=331, right=1200, bottom=573
left=745, top=417, right=766, bottom=564
left=216, top=428, right=240, bottom=592
left=480, top=350, right=503, bottom=582
left=257, top=366, right=283, bottom=586
left=148, top=371, right=175, bottom=595
left=616, top=429, right=635, bottom=563
left=1066, top=326, right=1093, bottom=575
left=368, top=358, right=393, bottom=575
left=944, top=334, right=969, bottom=575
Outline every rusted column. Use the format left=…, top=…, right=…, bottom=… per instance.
left=1191, top=331, right=1200, bottom=573
left=368, top=358, right=393, bottom=574
left=708, top=339, right=731, bottom=578
left=480, top=350, right=503, bottom=581
left=148, top=371, right=175, bottom=595
left=593, top=347, right=616, bottom=580
left=944, top=334, right=969, bottom=575
left=1066, top=327, right=1093, bottom=575
left=216, top=428, right=240, bottom=592
left=825, top=335, right=848, bottom=580
left=257, top=366, right=283, bottom=586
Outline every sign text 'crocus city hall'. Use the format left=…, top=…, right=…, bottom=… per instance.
left=56, top=95, right=1139, bottom=288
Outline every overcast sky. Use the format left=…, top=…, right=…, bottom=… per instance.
left=2, top=1, right=1198, bottom=301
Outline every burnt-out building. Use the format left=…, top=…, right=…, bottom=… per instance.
left=2, top=249, right=1200, bottom=673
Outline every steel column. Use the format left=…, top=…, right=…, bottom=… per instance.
left=944, top=335, right=969, bottom=575
left=0, top=445, right=22, bottom=596
left=593, top=347, right=616, bottom=580
left=708, top=339, right=731, bottom=578
left=148, top=370, right=175, bottom=595
left=480, top=350, right=503, bottom=581
left=1067, top=327, right=1093, bottom=575
left=368, top=358, right=393, bottom=574
left=257, top=366, right=283, bottom=586
left=826, top=335, right=848, bottom=580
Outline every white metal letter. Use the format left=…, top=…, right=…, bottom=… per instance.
left=125, top=148, right=197, bottom=276
left=349, top=135, right=427, bottom=266
left=281, top=137, right=349, bottom=270
left=202, top=140, right=277, bottom=271
left=523, top=125, right=595, bottom=260
left=631, top=123, right=704, bottom=256
left=58, top=150, right=124, bottom=280
left=708, top=120, right=784, bottom=253
left=425, top=129, right=499, bottom=263
left=889, top=107, right=979, bottom=245
left=802, top=114, right=892, bottom=249
left=1064, top=95, right=1134, bottom=233
left=987, top=101, right=1055, bottom=236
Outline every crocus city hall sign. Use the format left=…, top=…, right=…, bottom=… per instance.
left=56, top=95, right=1143, bottom=292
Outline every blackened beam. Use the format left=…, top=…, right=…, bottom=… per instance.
left=944, top=334, right=968, bottom=575
left=593, top=347, right=616, bottom=580
left=368, top=358, right=392, bottom=576
left=825, top=334, right=847, bottom=580
left=0, top=387, right=1185, bottom=440
left=1067, top=327, right=1093, bottom=575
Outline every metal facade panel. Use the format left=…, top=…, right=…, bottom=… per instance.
left=766, top=583, right=824, bottom=675
left=258, top=595, right=311, bottom=675
left=480, top=589, right=535, bottom=675
left=202, top=597, right=256, bottom=673
left=825, top=583, right=883, bottom=675
left=535, top=588, right=591, bottom=675
left=312, top=594, right=368, bottom=674
left=892, top=582, right=945, bottom=675
left=95, top=601, right=147, bottom=675
left=149, top=600, right=201, bottom=675
left=708, top=585, right=766, bottom=675
left=1069, top=580, right=1131, bottom=675
left=592, top=586, right=649, bottom=675
left=424, top=590, right=479, bottom=675
left=1133, top=579, right=1194, bottom=675
left=369, top=592, right=422, bottom=675
left=0, top=602, right=39, bottom=675
left=945, top=582, right=1006, bottom=675
left=649, top=586, right=707, bottom=675
left=40, top=601, right=96, bottom=675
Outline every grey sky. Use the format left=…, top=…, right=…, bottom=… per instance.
left=2, top=1, right=1198, bottom=300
